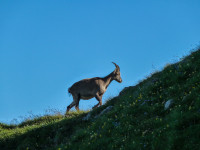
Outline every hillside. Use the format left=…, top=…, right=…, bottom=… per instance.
left=0, top=49, right=200, bottom=150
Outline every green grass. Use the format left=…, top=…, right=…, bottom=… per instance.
left=1, top=48, right=200, bottom=150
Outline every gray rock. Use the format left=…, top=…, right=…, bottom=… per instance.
left=119, top=86, right=136, bottom=96
left=83, top=106, right=114, bottom=121
left=112, top=121, right=120, bottom=127
left=182, top=95, right=189, bottom=102
left=82, top=112, right=92, bottom=121
left=94, top=106, right=113, bottom=118
left=164, top=99, right=174, bottom=110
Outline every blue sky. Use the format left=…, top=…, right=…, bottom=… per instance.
left=0, top=0, right=200, bottom=124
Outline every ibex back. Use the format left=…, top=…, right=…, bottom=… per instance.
left=67, top=62, right=122, bottom=113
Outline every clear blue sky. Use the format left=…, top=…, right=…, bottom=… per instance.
left=0, top=0, right=200, bottom=124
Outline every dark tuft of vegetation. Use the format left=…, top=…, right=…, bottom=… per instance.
left=1, top=48, right=200, bottom=150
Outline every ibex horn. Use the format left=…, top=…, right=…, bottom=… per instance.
left=112, top=62, right=119, bottom=70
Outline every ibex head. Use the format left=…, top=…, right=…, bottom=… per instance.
left=112, top=62, right=122, bottom=83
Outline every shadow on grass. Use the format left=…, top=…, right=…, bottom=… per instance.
left=0, top=112, right=90, bottom=150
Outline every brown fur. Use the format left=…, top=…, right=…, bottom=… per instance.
left=66, top=62, right=122, bottom=113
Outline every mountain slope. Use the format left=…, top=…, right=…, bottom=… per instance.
left=0, top=48, right=200, bottom=150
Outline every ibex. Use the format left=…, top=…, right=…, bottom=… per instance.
left=66, top=62, right=122, bottom=113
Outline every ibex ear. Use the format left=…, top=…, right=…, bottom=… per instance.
left=112, top=62, right=120, bottom=72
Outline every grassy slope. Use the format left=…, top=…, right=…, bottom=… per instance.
left=0, top=49, right=200, bottom=150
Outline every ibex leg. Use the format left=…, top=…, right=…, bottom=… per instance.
left=75, top=95, right=80, bottom=111
left=93, top=94, right=102, bottom=109
left=67, top=101, right=76, bottom=112
left=67, top=95, right=79, bottom=112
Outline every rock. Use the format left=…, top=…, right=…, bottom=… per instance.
left=94, top=106, right=113, bottom=118
left=141, top=100, right=152, bottom=106
left=182, top=95, right=190, bottom=102
left=82, top=106, right=114, bottom=121
left=82, top=112, right=92, bottom=121
left=164, top=99, right=174, bottom=110
left=119, top=86, right=136, bottom=96
left=112, top=121, right=120, bottom=127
